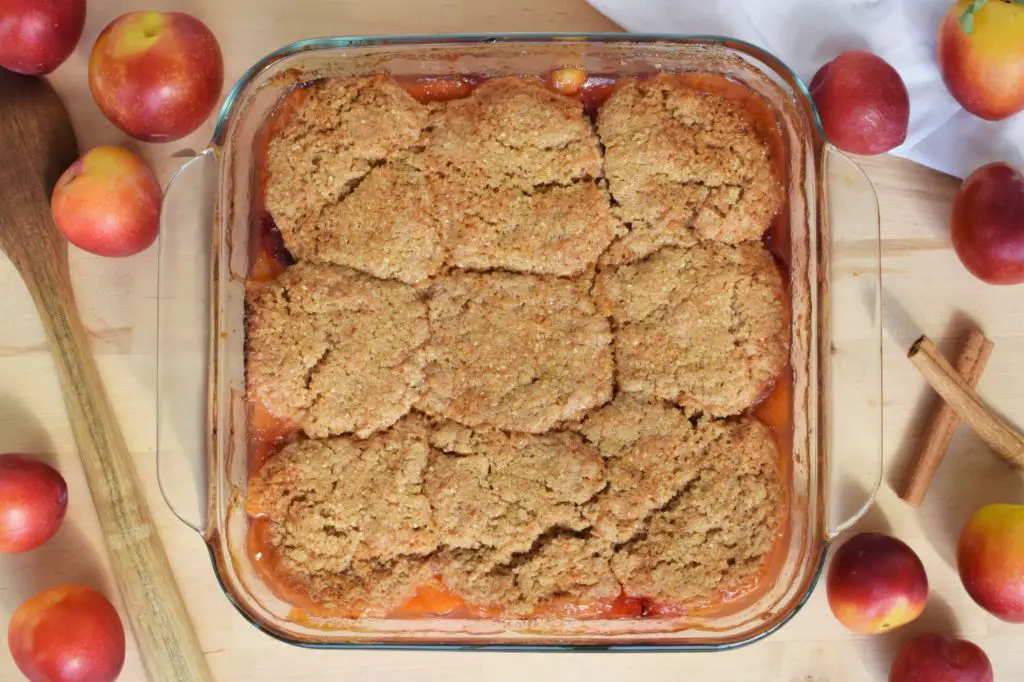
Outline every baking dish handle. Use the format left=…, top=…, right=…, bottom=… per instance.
left=156, top=148, right=218, bottom=536
left=820, top=145, right=884, bottom=540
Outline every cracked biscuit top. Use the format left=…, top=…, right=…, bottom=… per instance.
left=247, top=414, right=437, bottom=614
left=265, top=76, right=622, bottom=281
left=414, top=77, right=621, bottom=276
left=439, top=179, right=623, bottom=277
left=425, top=420, right=607, bottom=564
left=303, top=160, right=444, bottom=285
left=416, top=77, right=602, bottom=187
left=611, top=416, right=783, bottom=603
left=264, top=76, right=437, bottom=283
left=247, top=72, right=792, bottom=618
left=417, top=271, right=614, bottom=433
left=578, top=393, right=708, bottom=544
left=246, top=263, right=428, bottom=438
left=435, top=536, right=620, bottom=617
left=594, top=241, right=788, bottom=416
left=598, top=75, right=783, bottom=264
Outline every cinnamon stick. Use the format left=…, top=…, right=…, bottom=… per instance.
left=901, top=330, right=994, bottom=506
left=908, top=335, right=1024, bottom=470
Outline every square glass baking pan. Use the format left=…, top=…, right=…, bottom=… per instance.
left=156, top=33, right=883, bottom=650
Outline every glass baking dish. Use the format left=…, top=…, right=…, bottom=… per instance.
left=156, top=33, right=884, bottom=650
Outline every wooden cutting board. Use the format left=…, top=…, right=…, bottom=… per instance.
left=0, top=1, right=1021, bottom=680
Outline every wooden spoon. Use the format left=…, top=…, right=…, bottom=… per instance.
left=0, top=70, right=212, bottom=682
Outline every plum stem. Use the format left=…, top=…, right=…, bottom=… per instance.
left=958, top=0, right=1024, bottom=33
left=959, top=0, right=988, bottom=34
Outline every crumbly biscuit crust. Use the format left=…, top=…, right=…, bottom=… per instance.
left=415, top=78, right=621, bottom=277
left=425, top=422, right=607, bottom=563
left=246, top=263, right=428, bottom=438
left=265, top=76, right=430, bottom=279
left=594, top=242, right=788, bottom=416
left=248, top=74, right=788, bottom=616
left=611, top=417, right=783, bottom=603
left=417, top=271, right=614, bottom=433
left=598, top=75, right=783, bottom=264
left=248, top=415, right=437, bottom=613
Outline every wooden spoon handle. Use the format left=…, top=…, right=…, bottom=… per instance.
left=17, top=257, right=213, bottom=681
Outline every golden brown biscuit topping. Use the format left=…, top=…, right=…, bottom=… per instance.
left=425, top=422, right=606, bottom=563
left=436, top=536, right=620, bottom=616
left=248, top=414, right=437, bottom=613
left=580, top=394, right=705, bottom=543
left=598, top=75, right=783, bottom=264
left=307, top=161, right=444, bottom=284
left=417, top=271, right=614, bottom=433
left=248, top=74, right=790, bottom=618
left=246, top=263, right=428, bottom=438
left=417, top=77, right=603, bottom=187
left=594, top=242, right=788, bottom=416
left=611, top=417, right=783, bottom=603
left=265, top=75, right=428, bottom=233
left=418, top=77, right=620, bottom=276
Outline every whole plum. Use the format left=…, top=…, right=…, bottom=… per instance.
left=951, top=162, right=1024, bottom=285
left=0, top=454, right=67, bottom=554
left=8, top=585, right=126, bottom=682
left=809, top=50, right=910, bottom=155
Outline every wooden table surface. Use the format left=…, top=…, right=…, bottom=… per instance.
left=2, top=0, right=1023, bottom=680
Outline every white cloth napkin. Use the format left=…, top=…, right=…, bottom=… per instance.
left=588, top=0, right=1023, bottom=179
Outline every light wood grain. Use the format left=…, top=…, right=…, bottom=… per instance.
left=1, top=1, right=1023, bottom=681
left=0, top=72, right=212, bottom=682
